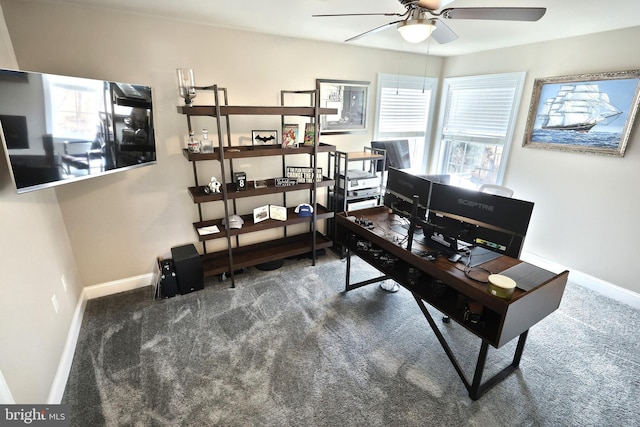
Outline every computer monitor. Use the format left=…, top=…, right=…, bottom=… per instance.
left=426, top=182, right=534, bottom=258
left=383, top=167, right=432, bottom=219
left=371, top=139, right=411, bottom=170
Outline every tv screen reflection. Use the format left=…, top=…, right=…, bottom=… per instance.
left=0, top=68, right=156, bottom=193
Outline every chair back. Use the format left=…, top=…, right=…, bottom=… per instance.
left=478, top=184, right=514, bottom=198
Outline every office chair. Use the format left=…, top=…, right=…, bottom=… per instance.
left=478, top=184, right=514, bottom=198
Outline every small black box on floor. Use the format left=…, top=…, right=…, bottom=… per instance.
left=171, top=244, right=204, bottom=294
left=159, top=258, right=178, bottom=298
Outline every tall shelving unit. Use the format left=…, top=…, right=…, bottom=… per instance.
left=177, top=85, right=337, bottom=287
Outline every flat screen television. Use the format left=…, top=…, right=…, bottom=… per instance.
left=0, top=68, right=156, bottom=194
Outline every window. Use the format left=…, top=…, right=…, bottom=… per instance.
left=374, top=73, right=437, bottom=171
left=434, top=72, right=525, bottom=188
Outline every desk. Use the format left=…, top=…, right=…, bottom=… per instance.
left=336, top=206, right=569, bottom=400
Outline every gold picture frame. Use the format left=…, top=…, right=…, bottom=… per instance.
left=523, top=70, right=640, bottom=157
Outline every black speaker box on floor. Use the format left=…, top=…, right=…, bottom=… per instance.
left=171, top=244, right=204, bottom=294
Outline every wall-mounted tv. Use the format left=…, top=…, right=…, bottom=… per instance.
left=0, top=68, right=156, bottom=194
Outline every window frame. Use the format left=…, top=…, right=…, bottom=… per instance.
left=373, top=73, right=438, bottom=172
left=431, top=72, right=526, bottom=187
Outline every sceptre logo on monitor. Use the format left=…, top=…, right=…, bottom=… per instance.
left=458, top=198, right=494, bottom=212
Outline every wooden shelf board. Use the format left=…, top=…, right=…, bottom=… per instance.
left=182, top=143, right=335, bottom=161
left=193, top=204, right=334, bottom=241
left=200, top=232, right=332, bottom=277
left=177, top=105, right=337, bottom=117
left=344, top=151, right=385, bottom=161
left=188, top=178, right=335, bottom=203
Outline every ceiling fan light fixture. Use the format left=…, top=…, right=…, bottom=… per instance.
left=397, top=19, right=435, bottom=43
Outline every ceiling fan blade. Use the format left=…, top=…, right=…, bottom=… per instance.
left=413, top=0, right=442, bottom=9
left=346, top=20, right=403, bottom=42
left=431, top=20, right=458, bottom=44
left=441, top=7, right=546, bottom=22
left=313, top=12, right=403, bottom=18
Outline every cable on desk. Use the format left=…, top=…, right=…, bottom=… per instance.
left=461, top=250, right=493, bottom=283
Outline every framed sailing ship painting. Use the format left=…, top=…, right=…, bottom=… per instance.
left=523, top=70, right=640, bottom=156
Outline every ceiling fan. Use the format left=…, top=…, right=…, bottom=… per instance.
left=313, top=0, right=546, bottom=45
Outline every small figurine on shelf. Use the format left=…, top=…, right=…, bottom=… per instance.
left=204, top=176, right=221, bottom=194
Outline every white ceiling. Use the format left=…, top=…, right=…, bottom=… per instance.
left=42, top=0, right=640, bottom=56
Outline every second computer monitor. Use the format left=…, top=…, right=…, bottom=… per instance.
left=383, top=167, right=432, bottom=219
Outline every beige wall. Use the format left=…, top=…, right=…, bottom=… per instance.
left=0, top=2, right=83, bottom=404
left=440, top=27, right=640, bottom=295
left=0, top=0, right=442, bottom=402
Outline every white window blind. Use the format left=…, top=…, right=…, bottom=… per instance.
left=375, top=73, right=437, bottom=170
left=377, top=74, right=435, bottom=139
left=435, top=72, right=525, bottom=187
left=442, top=74, right=522, bottom=145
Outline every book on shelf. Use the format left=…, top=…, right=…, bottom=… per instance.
left=303, top=123, right=315, bottom=146
left=282, top=124, right=298, bottom=148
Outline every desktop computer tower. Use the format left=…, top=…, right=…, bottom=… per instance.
left=171, top=244, right=204, bottom=294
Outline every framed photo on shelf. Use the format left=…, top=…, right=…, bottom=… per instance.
left=269, top=205, right=287, bottom=221
left=316, top=78, right=369, bottom=134
left=523, top=70, right=640, bottom=157
left=252, top=204, right=287, bottom=222
left=252, top=130, right=278, bottom=146
left=253, top=205, right=270, bottom=223
left=254, top=180, right=268, bottom=189
left=282, top=123, right=299, bottom=148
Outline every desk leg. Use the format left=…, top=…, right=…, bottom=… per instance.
left=412, top=293, right=472, bottom=391
left=343, top=248, right=390, bottom=292
left=412, top=293, right=530, bottom=401
left=468, top=331, right=528, bottom=400
left=345, top=248, right=352, bottom=291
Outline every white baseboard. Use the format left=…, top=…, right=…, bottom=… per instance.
left=521, top=251, right=640, bottom=309
left=82, top=273, right=155, bottom=300
left=46, top=294, right=87, bottom=404
left=47, top=273, right=154, bottom=404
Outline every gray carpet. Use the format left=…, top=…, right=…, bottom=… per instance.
left=62, top=252, right=640, bottom=426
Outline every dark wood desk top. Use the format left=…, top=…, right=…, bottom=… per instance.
left=337, top=206, right=569, bottom=347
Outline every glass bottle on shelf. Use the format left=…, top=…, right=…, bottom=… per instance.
left=201, top=128, right=213, bottom=153
left=187, top=130, right=201, bottom=153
